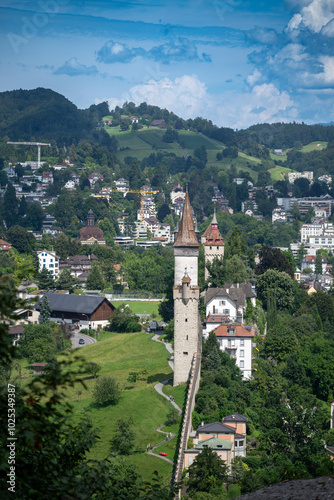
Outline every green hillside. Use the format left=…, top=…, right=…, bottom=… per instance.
left=60, top=331, right=184, bottom=482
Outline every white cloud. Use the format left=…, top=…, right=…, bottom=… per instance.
left=246, top=69, right=262, bottom=86
left=53, top=58, right=98, bottom=77
left=102, top=75, right=297, bottom=129
left=127, top=75, right=209, bottom=119
left=288, top=0, right=334, bottom=33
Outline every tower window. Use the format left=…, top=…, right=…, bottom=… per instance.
left=185, top=318, right=188, bottom=322
left=217, top=246, right=219, bottom=250
left=183, top=352, right=188, bottom=355
left=186, top=335, right=188, bottom=340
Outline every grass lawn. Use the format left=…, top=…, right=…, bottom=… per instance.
left=301, top=141, right=327, bottom=153
left=110, top=300, right=161, bottom=316
left=60, top=331, right=177, bottom=482
left=269, top=165, right=294, bottom=181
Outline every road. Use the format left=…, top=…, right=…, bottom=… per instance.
left=71, top=331, right=97, bottom=348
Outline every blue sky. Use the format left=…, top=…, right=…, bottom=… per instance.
left=1, top=0, right=334, bottom=128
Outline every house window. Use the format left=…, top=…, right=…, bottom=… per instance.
left=50, top=259, right=53, bottom=262
left=213, top=305, right=216, bottom=313
left=239, top=440, right=244, bottom=447
left=186, top=335, right=188, bottom=340
left=240, top=339, right=244, bottom=346
left=43, top=259, right=46, bottom=262
left=217, top=246, right=219, bottom=250
left=223, top=309, right=229, bottom=314
left=240, top=360, right=244, bottom=368
left=240, top=350, right=244, bottom=357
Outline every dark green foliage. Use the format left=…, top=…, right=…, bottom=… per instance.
left=162, top=127, right=179, bottom=143
left=86, top=264, right=105, bottom=290
left=3, top=182, right=18, bottom=228
left=6, top=225, right=36, bottom=253
left=56, top=268, right=80, bottom=293
left=107, top=304, right=141, bottom=333
left=19, top=323, right=58, bottom=362
left=93, top=376, right=122, bottom=406
left=263, top=324, right=299, bottom=363
left=256, top=245, right=294, bottom=277
left=315, top=253, right=323, bottom=275
left=256, top=269, right=296, bottom=310
left=110, top=418, right=136, bottom=455
left=36, top=267, right=55, bottom=290
left=266, top=289, right=277, bottom=331
left=39, top=295, right=52, bottom=324
left=187, top=447, right=228, bottom=495
left=86, top=362, right=102, bottom=379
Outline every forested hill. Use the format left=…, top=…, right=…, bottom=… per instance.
left=0, top=88, right=111, bottom=147
left=2, top=87, right=334, bottom=154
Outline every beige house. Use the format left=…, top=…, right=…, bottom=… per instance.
left=184, top=414, right=247, bottom=469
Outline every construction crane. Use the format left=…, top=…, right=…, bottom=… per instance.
left=95, top=188, right=159, bottom=221
left=7, top=141, right=51, bottom=169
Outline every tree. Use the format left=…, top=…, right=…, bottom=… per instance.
left=256, top=246, right=294, bottom=277
left=263, top=324, right=299, bottom=363
left=56, top=269, right=80, bottom=293
left=205, top=257, right=227, bottom=288
left=6, top=225, right=36, bottom=253
left=107, top=304, right=141, bottom=333
left=19, top=323, right=58, bottom=362
left=36, top=267, right=55, bottom=290
left=3, top=182, right=18, bottom=228
left=256, top=270, right=296, bottom=310
left=86, top=264, right=105, bottom=290
left=315, top=253, right=323, bottom=275
left=24, top=202, right=44, bottom=231
left=110, top=418, right=136, bottom=455
left=86, top=362, right=102, bottom=379
left=39, top=295, right=52, bottom=324
left=226, top=255, right=249, bottom=283
left=93, top=376, right=122, bottom=406
left=187, top=448, right=228, bottom=495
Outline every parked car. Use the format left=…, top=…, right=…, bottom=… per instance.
left=78, top=338, right=85, bottom=345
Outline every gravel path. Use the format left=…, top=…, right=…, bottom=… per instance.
left=147, top=333, right=182, bottom=465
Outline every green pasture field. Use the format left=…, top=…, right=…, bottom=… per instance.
left=110, top=300, right=161, bottom=316
left=301, top=141, right=327, bottom=152
left=61, top=331, right=176, bottom=481
left=269, top=165, right=294, bottom=181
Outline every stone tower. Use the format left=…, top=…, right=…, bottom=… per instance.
left=202, top=210, right=224, bottom=281
left=173, top=193, right=200, bottom=386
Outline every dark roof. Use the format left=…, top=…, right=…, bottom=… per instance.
left=205, top=283, right=255, bottom=306
left=174, top=193, right=199, bottom=248
left=78, top=226, right=105, bottom=241
left=36, top=293, right=114, bottom=314
left=8, top=325, right=24, bottom=335
left=197, top=421, right=235, bottom=434
left=223, top=413, right=248, bottom=423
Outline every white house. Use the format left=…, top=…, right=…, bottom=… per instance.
left=213, top=324, right=254, bottom=380
left=37, top=250, right=60, bottom=279
left=204, top=284, right=256, bottom=337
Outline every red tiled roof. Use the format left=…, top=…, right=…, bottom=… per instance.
left=213, top=324, right=254, bottom=337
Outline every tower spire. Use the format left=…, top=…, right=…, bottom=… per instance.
left=174, top=193, right=199, bottom=248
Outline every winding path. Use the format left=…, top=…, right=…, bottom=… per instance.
left=147, top=333, right=182, bottom=464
